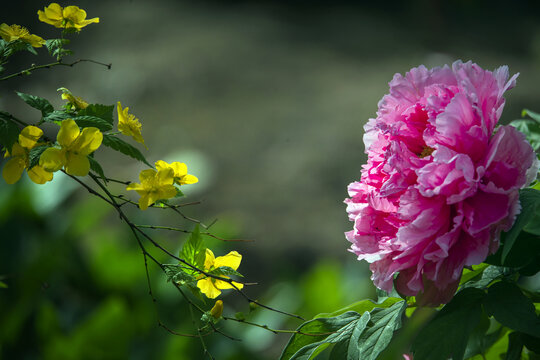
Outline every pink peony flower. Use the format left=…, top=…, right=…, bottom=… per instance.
left=345, top=61, right=536, bottom=305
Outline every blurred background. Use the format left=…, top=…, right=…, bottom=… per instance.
left=1, top=0, right=540, bottom=358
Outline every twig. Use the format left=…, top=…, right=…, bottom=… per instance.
left=0, top=58, right=111, bottom=82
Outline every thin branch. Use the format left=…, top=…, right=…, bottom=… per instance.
left=0, top=58, right=111, bottom=82
left=223, top=317, right=334, bottom=336
left=136, top=224, right=254, bottom=242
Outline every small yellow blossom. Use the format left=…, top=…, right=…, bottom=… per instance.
left=39, top=119, right=102, bottom=176
left=197, top=249, right=243, bottom=299
left=0, top=24, right=45, bottom=47
left=2, top=126, right=53, bottom=185
left=38, top=3, right=99, bottom=30
left=210, top=300, right=224, bottom=319
left=155, top=160, right=198, bottom=186
left=58, top=87, right=88, bottom=110
left=126, top=168, right=177, bottom=210
left=117, top=102, right=146, bottom=148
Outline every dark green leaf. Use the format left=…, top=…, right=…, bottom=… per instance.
left=463, top=309, right=495, bottom=358
left=357, top=300, right=407, bottom=360
left=520, top=332, right=540, bottom=353
left=78, top=104, right=114, bottom=125
left=42, top=110, right=72, bottom=124
left=73, top=116, right=113, bottom=131
left=315, top=297, right=403, bottom=319
left=45, top=39, right=70, bottom=54
left=328, top=312, right=371, bottom=360
left=501, top=188, right=540, bottom=263
left=505, top=332, right=523, bottom=360
left=280, top=311, right=367, bottom=360
left=28, top=145, right=49, bottom=169
left=209, top=266, right=244, bottom=278
left=164, top=264, right=196, bottom=284
left=460, top=265, right=508, bottom=290
left=102, top=134, right=151, bottom=167
left=16, top=91, right=54, bottom=117
left=0, top=112, right=20, bottom=152
left=484, top=281, right=540, bottom=338
left=88, top=156, right=107, bottom=183
left=412, top=288, right=485, bottom=360
left=510, top=119, right=540, bottom=152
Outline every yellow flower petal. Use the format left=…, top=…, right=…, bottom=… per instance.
left=64, top=153, right=90, bottom=176
left=39, top=147, right=66, bottom=172
left=57, top=119, right=80, bottom=148
left=38, top=3, right=63, bottom=27
left=22, top=34, right=45, bottom=48
left=2, top=157, right=25, bottom=184
left=156, top=168, right=174, bottom=186
left=19, top=126, right=43, bottom=149
left=139, top=169, right=157, bottom=185
left=204, top=249, right=216, bottom=270
left=177, top=174, right=198, bottom=185
left=157, top=185, right=178, bottom=200
left=72, top=127, right=102, bottom=155
left=155, top=160, right=170, bottom=172
left=213, top=251, right=242, bottom=271
left=171, top=162, right=188, bottom=177
left=197, top=278, right=221, bottom=299
left=214, top=280, right=244, bottom=291
left=27, top=166, right=53, bottom=184
left=9, top=142, right=26, bottom=157
left=210, top=300, right=224, bottom=319
left=126, top=182, right=144, bottom=191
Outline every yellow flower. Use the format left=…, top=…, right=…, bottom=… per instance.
left=2, top=126, right=53, bottom=185
left=126, top=168, right=177, bottom=210
left=58, top=87, right=88, bottom=110
left=210, top=300, right=224, bottom=319
left=38, top=3, right=99, bottom=30
left=39, top=119, right=102, bottom=176
left=117, top=102, right=146, bottom=148
left=196, top=249, right=243, bottom=299
left=0, top=24, right=45, bottom=47
left=155, top=160, right=198, bottom=186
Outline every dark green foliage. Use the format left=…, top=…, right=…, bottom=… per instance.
left=42, top=110, right=72, bottom=124
left=78, top=104, right=114, bottom=126
left=28, top=145, right=49, bottom=169
left=411, top=288, right=485, bottom=360
left=16, top=91, right=54, bottom=118
left=484, top=281, right=540, bottom=338
left=179, top=225, right=206, bottom=271
left=0, top=112, right=20, bottom=152
left=102, top=134, right=151, bottom=167
left=73, top=116, right=113, bottom=132
left=88, top=155, right=107, bottom=183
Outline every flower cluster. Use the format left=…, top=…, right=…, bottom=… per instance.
left=345, top=61, right=537, bottom=305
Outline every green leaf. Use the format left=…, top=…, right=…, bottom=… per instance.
left=412, top=288, right=485, bottom=360
left=463, top=309, right=497, bottom=358
left=460, top=265, right=508, bottom=290
left=0, top=281, right=7, bottom=289
left=505, top=332, right=524, bottom=360
left=510, top=119, right=540, bottom=152
left=101, top=134, right=151, bottom=167
left=78, top=104, right=114, bottom=126
left=16, top=91, right=54, bottom=117
left=315, top=297, right=403, bottom=319
left=179, top=225, right=206, bottom=270
left=501, top=188, right=540, bottom=263
left=520, top=332, right=540, bottom=353
left=72, top=116, right=113, bottom=131
left=88, top=156, right=107, bottom=183
left=484, top=281, right=540, bottom=338
left=42, top=110, right=72, bottom=124
left=522, top=109, right=540, bottom=124
left=28, top=145, right=49, bottom=169
left=45, top=39, right=70, bottom=54
left=163, top=264, right=196, bottom=284
left=329, top=312, right=371, bottom=360
left=0, top=112, right=20, bottom=152
left=280, top=311, right=368, bottom=360
left=209, top=266, right=244, bottom=278
left=460, top=263, right=490, bottom=285
left=356, top=300, right=407, bottom=360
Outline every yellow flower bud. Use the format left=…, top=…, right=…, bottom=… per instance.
left=210, top=300, right=223, bottom=319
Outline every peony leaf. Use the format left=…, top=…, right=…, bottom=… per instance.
left=315, top=297, right=403, bottom=319
left=411, top=288, right=485, bottom=360
left=280, top=311, right=369, bottom=360
left=501, top=188, right=540, bottom=264
left=505, top=332, right=524, bottom=360
left=484, top=281, right=540, bottom=338
left=509, top=119, right=540, bottom=152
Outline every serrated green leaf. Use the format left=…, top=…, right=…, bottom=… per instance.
left=460, top=265, right=508, bottom=290
left=164, top=264, right=196, bottom=284
left=78, top=104, right=114, bottom=125
left=357, top=300, right=407, bottom=360
left=484, top=281, right=540, bottom=338
left=412, top=288, right=485, bottom=360
left=501, top=188, right=540, bottom=263
left=88, top=156, right=107, bottom=183
left=42, top=110, right=72, bottom=124
left=28, top=145, right=49, bottom=169
left=209, top=266, right=244, bottom=278
left=101, top=134, right=151, bottom=167
left=0, top=113, right=20, bottom=152
left=16, top=91, right=54, bottom=117
left=72, top=116, right=113, bottom=131
left=315, top=297, right=403, bottom=319
left=280, top=311, right=368, bottom=360
left=179, top=225, right=206, bottom=271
